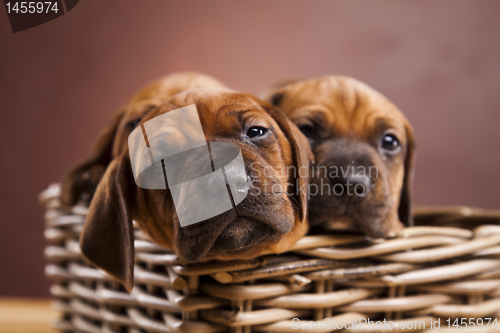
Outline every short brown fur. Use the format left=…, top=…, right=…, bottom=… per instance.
left=267, top=76, right=415, bottom=239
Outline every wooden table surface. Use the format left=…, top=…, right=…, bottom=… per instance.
left=0, top=298, right=59, bottom=333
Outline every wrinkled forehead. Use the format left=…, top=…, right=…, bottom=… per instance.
left=145, top=89, right=276, bottom=138
left=282, top=77, right=408, bottom=135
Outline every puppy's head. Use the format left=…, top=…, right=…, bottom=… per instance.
left=60, top=72, right=227, bottom=206
left=268, top=76, right=415, bottom=239
left=80, top=88, right=311, bottom=290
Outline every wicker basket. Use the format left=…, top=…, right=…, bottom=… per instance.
left=41, top=184, right=500, bottom=333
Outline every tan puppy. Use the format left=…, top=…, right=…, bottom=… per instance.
left=62, top=75, right=312, bottom=290
left=267, top=76, right=415, bottom=238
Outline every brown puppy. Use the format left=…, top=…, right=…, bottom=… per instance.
left=64, top=80, right=311, bottom=290
left=267, top=76, right=415, bottom=238
left=61, top=72, right=228, bottom=206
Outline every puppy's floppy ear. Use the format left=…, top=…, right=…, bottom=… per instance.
left=79, top=151, right=136, bottom=291
left=261, top=102, right=313, bottom=225
left=265, top=88, right=286, bottom=109
left=286, top=118, right=314, bottom=224
left=265, top=89, right=314, bottom=222
left=268, top=90, right=285, bottom=107
left=61, top=107, right=126, bottom=206
left=398, top=122, right=416, bottom=227
left=262, top=78, right=301, bottom=105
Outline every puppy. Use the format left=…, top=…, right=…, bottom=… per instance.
left=61, top=72, right=228, bottom=206
left=62, top=76, right=312, bottom=290
left=267, top=76, right=415, bottom=239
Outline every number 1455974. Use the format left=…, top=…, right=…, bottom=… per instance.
left=5, top=2, right=59, bottom=14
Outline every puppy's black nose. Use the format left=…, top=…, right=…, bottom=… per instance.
left=329, top=167, right=371, bottom=198
left=203, top=168, right=248, bottom=197
left=204, top=171, right=228, bottom=195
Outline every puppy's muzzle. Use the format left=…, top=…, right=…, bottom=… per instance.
left=318, top=141, right=376, bottom=200
left=329, top=162, right=371, bottom=198
left=203, top=161, right=249, bottom=198
left=172, top=144, right=290, bottom=262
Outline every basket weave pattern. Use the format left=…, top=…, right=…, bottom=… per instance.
left=41, top=184, right=500, bottom=332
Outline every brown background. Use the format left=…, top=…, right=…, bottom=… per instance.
left=0, top=0, right=499, bottom=297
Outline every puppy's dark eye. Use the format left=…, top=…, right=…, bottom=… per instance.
left=130, top=119, right=141, bottom=128
left=381, top=134, right=399, bottom=151
left=298, top=124, right=315, bottom=138
left=246, top=126, right=268, bottom=139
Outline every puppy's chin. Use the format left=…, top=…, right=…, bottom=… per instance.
left=211, top=217, right=273, bottom=251
left=311, top=207, right=404, bottom=239
left=308, top=182, right=398, bottom=239
left=349, top=214, right=404, bottom=239
left=174, top=209, right=293, bottom=264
